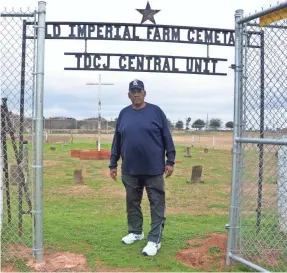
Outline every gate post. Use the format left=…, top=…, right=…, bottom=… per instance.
left=34, top=0, right=46, bottom=263
left=226, top=8, right=244, bottom=266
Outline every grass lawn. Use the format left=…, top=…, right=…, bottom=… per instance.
left=1, top=141, right=253, bottom=272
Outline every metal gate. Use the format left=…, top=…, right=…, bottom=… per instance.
left=227, top=2, right=287, bottom=272
left=1, top=0, right=287, bottom=271
left=0, top=1, right=46, bottom=264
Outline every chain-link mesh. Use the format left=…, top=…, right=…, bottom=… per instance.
left=0, top=8, right=37, bottom=264
left=236, top=6, right=287, bottom=272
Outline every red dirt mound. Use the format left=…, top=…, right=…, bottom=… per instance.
left=1, top=265, right=14, bottom=272
left=27, top=252, right=88, bottom=272
left=175, top=233, right=233, bottom=271
left=2, top=251, right=137, bottom=272
left=2, top=246, right=89, bottom=272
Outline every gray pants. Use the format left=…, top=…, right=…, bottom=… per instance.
left=122, top=174, right=166, bottom=244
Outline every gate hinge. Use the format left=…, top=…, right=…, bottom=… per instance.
left=229, top=64, right=243, bottom=72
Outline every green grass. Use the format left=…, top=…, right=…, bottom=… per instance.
left=42, top=213, right=228, bottom=271
left=208, top=246, right=220, bottom=255
left=208, top=204, right=229, bottom=209
left=1, top=141, right=284, bottom=272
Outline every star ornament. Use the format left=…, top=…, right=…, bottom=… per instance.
left=136, top=2, right=160, bottom=25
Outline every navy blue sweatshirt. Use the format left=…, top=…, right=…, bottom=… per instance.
left=109, top=103, right=176, bottom=175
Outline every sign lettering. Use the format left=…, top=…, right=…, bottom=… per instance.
left=64, top=53, right=228, bottom=76
left=27, top=22, right=237, bottom=46
left=25, top=21, right=261, bottom=75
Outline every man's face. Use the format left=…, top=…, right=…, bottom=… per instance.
left=128, top=88, right=146, bottom=106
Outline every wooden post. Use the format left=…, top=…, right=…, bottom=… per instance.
left=190, top=165, right=203, bottom=183
left=184, top=146, right=191, bottom=158
left=191, top=135, right=195, bottom=147
left=74, top=169, right=84, bottom=184
left=70, top=130, right=74, bottom=144
left=212, top=136, right=215, bottom=148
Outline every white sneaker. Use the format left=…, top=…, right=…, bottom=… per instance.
left=142, top=241, right=161, bottom=256
left=122, top=232, right=144, bottom=244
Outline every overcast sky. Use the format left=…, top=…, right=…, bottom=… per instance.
left=0, top=0, right=284, bottom=124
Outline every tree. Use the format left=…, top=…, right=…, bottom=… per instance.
left=175, top=120, right=184, bottom=130
left=209, top=118, right=222, bottom=129
left=167, top=118, right=174, bottom=129
left=192, top=119, right=206, bottom=130
left=225, top=121, right=234, bottom=129
left=67, top=118, right=77, bottom=129
left=185, top=117, right=191, bottom=130
left=77, top=120, right=85, bottom=129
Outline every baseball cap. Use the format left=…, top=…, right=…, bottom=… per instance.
left=129, top=79, right=144, bottom=90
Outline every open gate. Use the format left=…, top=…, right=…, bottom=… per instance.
left=1, top=1, right=287, bottom=272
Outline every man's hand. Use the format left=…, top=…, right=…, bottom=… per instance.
left=110, top=168, right=117, bottom=181
left=165, top=165, right=174, bottom=178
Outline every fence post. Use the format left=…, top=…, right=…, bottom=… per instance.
left=0, top=121, right=2, bottom=233
left=34, top=0, right=46, bottom=263
left=226, top=8, right=244, bottom=266
left=256, top=30, right=265, bottom=233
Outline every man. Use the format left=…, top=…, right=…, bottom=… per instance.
left=109, top=79, right=176, bottom=257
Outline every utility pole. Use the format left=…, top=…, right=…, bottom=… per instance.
left=86, top=74, right=114, bottom=151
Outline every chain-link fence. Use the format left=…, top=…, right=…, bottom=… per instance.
left=0, top=7, right=37, bottom=264
left=227, top=2, right=287, bottom=272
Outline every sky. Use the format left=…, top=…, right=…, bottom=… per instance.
left=0, top=0, right=284, bottom=124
